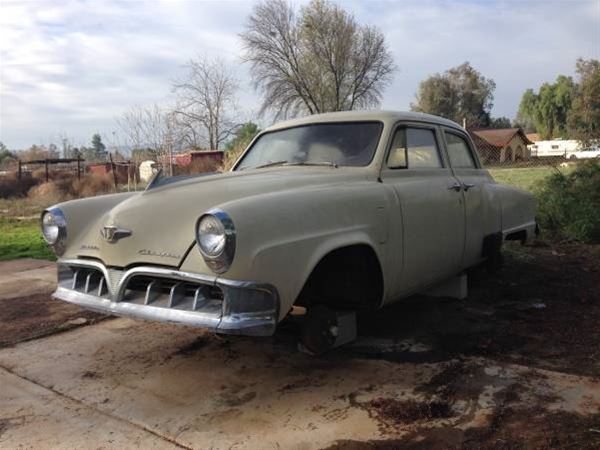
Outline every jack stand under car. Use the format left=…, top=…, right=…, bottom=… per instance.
left=299, top=305, right=357, bottom=354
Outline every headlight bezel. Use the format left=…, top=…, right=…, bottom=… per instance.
left=40, top=207, right=67, bottom=255
left=195, top=209, right=236, bottom=274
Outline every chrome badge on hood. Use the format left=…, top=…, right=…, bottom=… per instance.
left=100, top=225, right=132, bottom=243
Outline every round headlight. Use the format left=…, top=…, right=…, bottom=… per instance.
left=40, top=208, right=67, bottom=255
left=195, top=210, right=236, bottom=274
left=42, top=213, right=59, bottom=244
left=197, top=215, right=226, bottom=257
left=41, top=208, right=67, bottom=245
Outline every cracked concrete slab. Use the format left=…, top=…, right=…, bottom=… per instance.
left=0, top=367, right=180, bottom=449
left=0, top=259, right=56, bottom=300
left=0, top=318, right=598, bottom=450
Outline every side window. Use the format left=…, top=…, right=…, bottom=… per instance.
left=387, top=127, right=442, bottom=169
left=445, top=132, right=476, bottom=168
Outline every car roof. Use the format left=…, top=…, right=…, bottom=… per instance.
left=264, top=110, right=464, bottom=132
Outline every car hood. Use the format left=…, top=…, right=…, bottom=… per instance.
left=72, top=167, right=369, bottom=268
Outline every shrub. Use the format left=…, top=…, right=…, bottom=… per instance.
left=0, top=174, right=39, bottom=198
left=71, top=174, right=114, bottom=198
left=173, top=158, right=218, bottom=176
left=219, top=146, right=245, bottom=172
left=28, top=174, right=115, bottom=205
left=535, top=160, right=600, bottom=243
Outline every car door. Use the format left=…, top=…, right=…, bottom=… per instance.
left=442, top=128, right=491, bottom=268
left=380, top=123, right=465, bottom=297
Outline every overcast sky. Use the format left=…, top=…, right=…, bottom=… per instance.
left=1, top=0, right=598, bottom=149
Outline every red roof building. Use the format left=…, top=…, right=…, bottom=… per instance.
left=173, top=151, right=224, bottom=172
left=468, top=128, right=534, bottom=164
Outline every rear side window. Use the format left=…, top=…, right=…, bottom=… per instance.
left=387, top=128, right=442, bottom=169
left=445, top=132, right=476, bottom=168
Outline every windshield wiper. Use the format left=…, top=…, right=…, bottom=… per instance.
left=284, top=161, right=339, bottom=168
left=245, top=160, right=289, bottom=170
left=243, top=160, right=339, bottom=171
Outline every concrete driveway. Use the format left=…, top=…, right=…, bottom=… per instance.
left=0, top=251, right=599, bottom=449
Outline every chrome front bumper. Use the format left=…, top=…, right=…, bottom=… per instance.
left=53, top=259, right=279, bottom=336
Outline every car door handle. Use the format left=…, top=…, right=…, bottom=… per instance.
left=463, top=183, right=475, bottom=191
left=447, top=183, right=462, bottom=192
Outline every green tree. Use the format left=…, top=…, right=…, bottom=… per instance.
left=225, top=122, right=261, bottom=150
left=488, top=117, right=512, bottom=129
left=91, top=133, right=107, bottom=159
left=411, top=62, right=496, bottom=128
left=241, top=0, right=395, bottom=118
left=568, top=58, right=600, bottom=143
left=515, top=89, right=538, bottom=133
left=0, top=142, right=16, bottom=165
left=516, top=74, right=576, bottom=139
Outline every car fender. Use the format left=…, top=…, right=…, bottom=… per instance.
left=181, top=181, right=389, bottom=319
left=45, top=192, right=138, bottom=258
left=488, top=183, right=536, bottom=239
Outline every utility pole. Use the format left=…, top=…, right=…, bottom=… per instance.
left=109, top=154, right=118, bottom=192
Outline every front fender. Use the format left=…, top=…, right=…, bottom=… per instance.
left=47, top=192, right=138, bottom=259
left=180, top=181, right=389, bottom=320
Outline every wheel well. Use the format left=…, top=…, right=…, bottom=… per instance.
left=295, top=244, right=384, bottom=311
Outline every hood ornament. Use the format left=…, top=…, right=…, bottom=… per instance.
left=101, top=225, right=132, bottom=243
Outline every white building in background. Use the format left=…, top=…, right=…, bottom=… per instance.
left=139, top=160, right=157, bottom=183
left=528, top=139, right=582, bottom=158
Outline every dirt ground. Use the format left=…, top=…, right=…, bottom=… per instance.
left=0, top=242, right=599, bottom=449
left=0, top=259, right=104, bottom=347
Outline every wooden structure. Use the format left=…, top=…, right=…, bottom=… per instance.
left=18, top=157, right=83, bottom=182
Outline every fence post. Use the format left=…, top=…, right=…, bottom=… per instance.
left=109, top=154, right=118, bottom=192
left=77, top=156, right=81, bottom=181
left=45, top=159, right=49, bottom=182
left=17, top=160, right=22, bottom=181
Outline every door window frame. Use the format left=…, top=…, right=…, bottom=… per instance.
left=441, top=128, right=483, bottom=170
left=383, top=122, right=449, bottom=171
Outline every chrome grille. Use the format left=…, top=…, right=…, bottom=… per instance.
left=57, top=262, right=223, bottom=314
left=59, top=265, right=109, bottom=298
left=121, top=275, right=223, bottom=313
left=53, top=258, right=279, bottom=336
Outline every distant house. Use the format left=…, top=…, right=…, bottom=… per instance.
left=173, top=150, right=224, bottom=172
left=87, top=162, right=130, bottom=183
left=468, top=128, right=534, bottom=164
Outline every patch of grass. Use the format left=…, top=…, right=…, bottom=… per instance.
left=0, top=216, right=56, bottom=261
left=489, top=166, right=570, bottom=192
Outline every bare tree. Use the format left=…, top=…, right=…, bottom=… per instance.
left=172, top=57, right=239, bottom=150
left=241, top=0, right=396, bottom=118
left=116, top=104, right=180, bottom=175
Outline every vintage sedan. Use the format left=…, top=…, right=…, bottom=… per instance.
left=42, top=111, right=536, bottom=352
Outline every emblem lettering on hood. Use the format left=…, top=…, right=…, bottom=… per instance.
left=80, top=244, right=99, bottom=251
left=101, top=225, right=132, bottom=243
left=138, top=249, right=181, bottom=259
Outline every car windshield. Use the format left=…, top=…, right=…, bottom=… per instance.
left=235, top=122, right=383, bottom=171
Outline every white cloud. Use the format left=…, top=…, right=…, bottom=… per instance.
left=0, top=0, right=598, bottom=148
